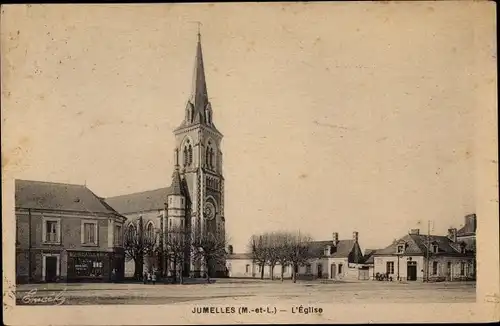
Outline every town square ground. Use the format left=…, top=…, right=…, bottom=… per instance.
left=15, top=278, right=475, bottom=305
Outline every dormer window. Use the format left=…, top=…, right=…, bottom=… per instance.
left=397, top=245, right=405, bottom=254
left=324, top=246, right=330, bottom=257
left=432, top=244, right=439, bottom=253
left=396, top=241, right=406, bottom=254
left=460, top=243, right=467, bottom=254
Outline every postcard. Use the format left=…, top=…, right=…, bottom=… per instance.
left=2, top=2, right=498, bottom=325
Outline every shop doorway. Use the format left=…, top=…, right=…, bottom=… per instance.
left=44, top=256, right=58, bottom=282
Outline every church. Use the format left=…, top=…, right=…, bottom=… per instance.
left=106, top=32, right=226, bottom=279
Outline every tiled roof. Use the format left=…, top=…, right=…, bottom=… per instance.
left=15, top=179, right=120, bottom=215
left=170, top=169, right=183, bottom=196
left=375, top=234, right=467, bottom=256
left=309, top=239, right=356, bottom=258
left=362, top=249, right=380, bottom=264
left=105, top=187, right=171, bottom=214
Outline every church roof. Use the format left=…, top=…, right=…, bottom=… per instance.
left=105, top=187, right=171, bottom=215
left=15, top=179, right=120, bottom=215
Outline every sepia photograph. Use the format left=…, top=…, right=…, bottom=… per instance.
left=2, top=2, right=498, bottom=325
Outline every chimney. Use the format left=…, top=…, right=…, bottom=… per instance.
left=447, top=228, right=457, bottom=242
left=409, top=229, right=420, bottom=235
left=465, top=214, right=477, bottom=233
left=353, top=231, right=359, bottom=242
left=332, top=232, right=339, bottom=246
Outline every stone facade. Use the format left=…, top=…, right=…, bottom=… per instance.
left=227, top=232, right=366, bottom=281
left=15, top=180, right=126, bottom=284
left=105, top=33, right=226, bottom=279
left=372, top=224, right=476, bottom=282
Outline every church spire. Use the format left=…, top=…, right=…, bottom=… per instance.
left=189, top=27, right=209, bottom=124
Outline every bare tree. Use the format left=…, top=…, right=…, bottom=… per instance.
left=191, top=231, right=228, bottom=284
left=249, top=234, right=267, bottom=279
left=165, top=224, right=190, bottom=284
left=124, top=216, right=158, bottom=280
left=263, top=232, right=280, bottom=280
left=275, top=232, right=292, bottom=282
left=287, top=231, right=313, bottom=283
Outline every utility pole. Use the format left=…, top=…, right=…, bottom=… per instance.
left=425, top=220, right=431, bottom=282
left=28, top=208, right=32, bottom=284
left=159, top=203, right=166, bottom=277
left=139, top=215, right=144, bottom=278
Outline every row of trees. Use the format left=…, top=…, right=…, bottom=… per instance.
left=249, top=231, right=314, bottom=283
left=124, top=216, right=228, bottom=284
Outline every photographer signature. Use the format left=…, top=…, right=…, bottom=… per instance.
left=21, top=288, right=66, bottom=305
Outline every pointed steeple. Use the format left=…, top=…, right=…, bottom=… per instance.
left=170, top=165, right=183, bottom=196
left=189, top=29, right=209, bottom=124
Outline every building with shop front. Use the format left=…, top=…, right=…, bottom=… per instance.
left=226, top=231, right=366, bottom=280
left=105, top=31, right=226, bottom=279
left=372, top=224, right=475, bottom=282
left=15, top=179, right=126, bottom=283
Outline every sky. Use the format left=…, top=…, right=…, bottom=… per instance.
left=2, top=3, right=485, bottom=253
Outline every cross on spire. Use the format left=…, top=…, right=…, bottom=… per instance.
left=189, top=21, right=203, bottom=41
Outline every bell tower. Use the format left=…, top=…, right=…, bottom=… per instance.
left=173, top=30, right=225, bottom=277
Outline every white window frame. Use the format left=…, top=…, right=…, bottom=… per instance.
left=42, top=216, right=61, bottom=244
left=386, top=261, right=394, bottom=274
left=81, top=219, right=98, bottom=245
left=114, top=224, right=123, bottom=246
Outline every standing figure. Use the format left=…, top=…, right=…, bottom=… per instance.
left=152, top=269, right=157, bottom=285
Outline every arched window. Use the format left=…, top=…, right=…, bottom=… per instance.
left=126, top=224, right=136, bottom=242
left=188, top=145, right=193, bottom=165
left=206, top=141, right=216, bottom=170
left=209, top=148, right=214, bottom=169
left=206, top=144, right=211, bottom=168
left=146, top=222, right=155, bottom=241
left=183, top=146, right=188, bottom=167
left=183, top=140, right=193, bottom=167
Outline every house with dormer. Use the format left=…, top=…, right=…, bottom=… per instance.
left=226, top=231, right=365, bottom=280
left=372, top=227, right=475, bottom=282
